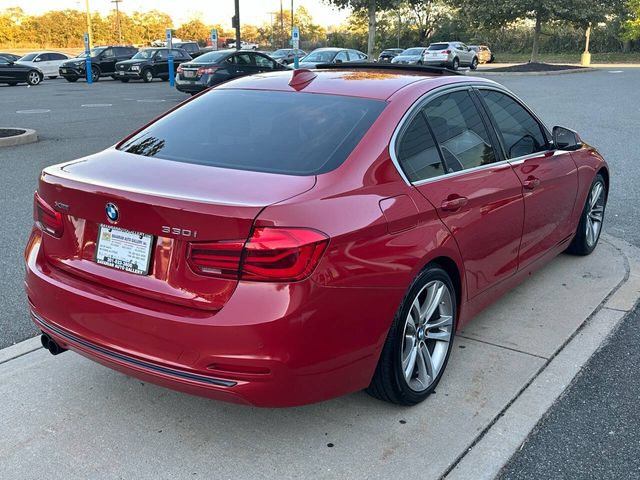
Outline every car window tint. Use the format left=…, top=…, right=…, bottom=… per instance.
left=397, top=112, right=445, bottom=182
left=424, top=90, right=496, bottom=172
left=102, top=48, right=114, bottom=58
left=254, top=55, right=274, bottom=69
left=335, top=51, right=348, bottom=62
left=51, top=53, right=67, bottom=60
left=479, top=90, right=547, bottom=158
left=119, top=90, right=386, bottom=176
left=235, top=53, right=252, bottom=65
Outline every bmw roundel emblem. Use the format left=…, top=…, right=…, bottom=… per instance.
left=105, top=202, right=119, bottom=223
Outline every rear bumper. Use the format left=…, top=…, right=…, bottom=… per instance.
left=25, top=230, right=400, bottom=407
left=423, top=60, right=451, bottom=67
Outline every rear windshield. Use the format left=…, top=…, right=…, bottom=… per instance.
left=401, top=48, right=423, bottom=56
left=118, top=89, right=386, bottom=176
left=193, top=51, right=229, bottom=63
left=428, top=43, right=450, bottom=50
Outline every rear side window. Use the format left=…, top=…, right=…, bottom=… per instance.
left=119, top=90, right=386, bottom=176
left=397, top=113, right=444, bottom=182
left=424, top=90, right=496, bottom=172
left=479, top=90, right=548, bottom=158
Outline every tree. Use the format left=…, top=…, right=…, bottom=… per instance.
left=452, top=0, right=625, bottom=61
left=324, top=0, right=395, bottom=57
left=176, top=18, right=211, bottom=44
left=407, top=0, right=450, bottom=44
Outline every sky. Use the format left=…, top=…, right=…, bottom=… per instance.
left=0, top=0, right=352, bottom=28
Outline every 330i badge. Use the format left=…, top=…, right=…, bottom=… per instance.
left=25, top=65, right=608, bottom=407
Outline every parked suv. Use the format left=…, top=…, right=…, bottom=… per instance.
left=173, top=41, right=204, bottom=59
left=377, top=48, right=404, bottom=62
left=116, top=48, right=191, bottom=83
left=422, top=41, right=478, bottom=70
left=59, top=46, right=138, bottom=82
left=468, top=45, right=494, bottom=63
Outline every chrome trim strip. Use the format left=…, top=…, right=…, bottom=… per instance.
left=388, top=81, right=558, bottom=188
left=32, top=311, right=237, bottom=388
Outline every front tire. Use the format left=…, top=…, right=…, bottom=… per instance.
left=567, top=173, right=607, bottom=255
left=367, top=265, right=456, bottom=405
left=470, top=57, right=478, bottom=70
left=120, top=78, right=130, bottom=83
left=142, top=69, right=154, bottom=83
left=91, top=66, right=100, bottom=82
left=27, top=70, right=43, bottom=85
left=451, top=57, right=459, bottom=71
left=65, top=77, right=78, bottom=82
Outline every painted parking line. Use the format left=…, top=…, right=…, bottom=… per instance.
left=81, top=103, right=113, bottom=107
left=137, top=99, right=166, bottom=103
left=608, top=70, right=624, bottom=73
left=16, top=109, right=51, bottom=114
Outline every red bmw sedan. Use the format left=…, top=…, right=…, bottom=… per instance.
left=25, top=64, right=608, bottom=407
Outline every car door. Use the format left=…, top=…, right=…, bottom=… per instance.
left=49, top=53, right=68, bottom=74
left=476, top=87, right=578, bottom=269
left=406, top=88, right=525, bottom=299
left=334, top=50, right=349, bottom=64
left=99, top=48, right=117, bottom=74
left=0, top=58, right=11, bottom=81
left=34, top=53, right=52, bottom=76
left=153, top=50, right=169, bottom=76
left=230, top=52, right=253, bottom=78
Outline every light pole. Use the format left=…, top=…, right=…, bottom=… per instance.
left=291, top=0, right=294, bottom=38
left=111, top=0, right=123, bottom=44
left=280, top=0, right=285, bottom=48
left=234, top=0, right=241, bottom=51
left=85, top=0, right=93, bottom=49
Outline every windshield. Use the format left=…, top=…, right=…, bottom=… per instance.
left=428, top=43, right=450, bottom=51
left=77, top=48, right=105, bottom=58
left=132, top=50, right=157, bottom=59
left=193, top=51, right=228, bottom=63
left=401, top=48, right=424, bottom=56
left=119, top=89, right=386, bottom=176
left=19, top=53, right=38, bottom=61
left=301, top=50, right=337, bottom=63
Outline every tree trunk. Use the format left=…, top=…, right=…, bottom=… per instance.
left=530, top=10, right=541, bottom=63
left=367, top=0, right=376, bottom=59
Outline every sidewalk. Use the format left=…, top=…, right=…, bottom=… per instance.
left=1, top=235, right=637, bottom=480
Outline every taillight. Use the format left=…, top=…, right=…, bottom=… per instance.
left=197, top=67, right=218, bottom=75
left=442, top=50, right=451, bottom=54
left=34, top=192, right=63, bottom=238
left=187, top=227, right=329, bottom=282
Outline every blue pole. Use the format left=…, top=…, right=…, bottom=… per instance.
left=85, top=57, right=92, bottom=84
left=294, top=54, right=299, bottom=69
left=168, top=54, right=175, bottom=87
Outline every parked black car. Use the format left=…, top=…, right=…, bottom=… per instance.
left=59, top=45, right=138, bottom=82
left=115, top=48, right=191, bottom=83
left=0, top=56, right=44, bottom=85
left=173, top=41, right=204, bottom=59
left=377, top=48, right=404, bottom=62
left=0, top=52, right=21, bottom=62
left=270, top=48, right=307, bottom=65
left=175, top=49, right=288, bottom=95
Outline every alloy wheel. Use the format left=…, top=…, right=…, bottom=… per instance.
left=28, top=71, right=41, bottom=85
left=586, top=180, right=605, bottom=247
left=401, top=280, right=453, bottom=392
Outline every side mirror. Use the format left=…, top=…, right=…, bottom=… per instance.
left=552, top=126, right=582, bottom=151
left=34, top=57, right=41, bottom=62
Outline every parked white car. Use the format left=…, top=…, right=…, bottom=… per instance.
left=16, top=51, right=71, bottom=78
left=228, top=41, right=259, bottom=50
left=422, top=41, right=478, bottom=70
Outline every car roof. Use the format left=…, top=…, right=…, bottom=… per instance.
left=216, top=68, right=480, bottom=101
left=310, top=47, right=345, bottom=52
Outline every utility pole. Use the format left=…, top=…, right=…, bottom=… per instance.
left=111, top=0, right=123, bottom=44
left=269, top=12, right=277, bottom=50
left=85, top=0, right=93, bottom=49
left=234, top=0, right=241, bottom=50
left=291, top=0, right=294, bottom=38
left=280, top=0, right=284, bottom=48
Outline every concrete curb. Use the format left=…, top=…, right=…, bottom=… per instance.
left=443, top=234, right=640, bottom=480
left=0, top=127, right=38, bottom=147
left=472, top=67, right=596, bottom=77
left=0, top=336, right=41, bottom=365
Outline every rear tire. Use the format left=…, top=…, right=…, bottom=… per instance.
left=120, top=78, right=130, bottom=83
left=367, top=265, right=456, bottom=405
left=91, top=66, right=100, bottom=82
left=451, top=57, right=459, bottom=71
left=566, top=173, right=607, bottom=256
left=65, top=77, right=78, bottom=82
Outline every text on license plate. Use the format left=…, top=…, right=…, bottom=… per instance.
left=184, top=70, right=196, bottom=78
left=95, top=225, right=153, bottom=275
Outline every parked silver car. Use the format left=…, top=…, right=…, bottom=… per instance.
left=422, top=41, right=478, bottom=70
left=390, top=47, right=427, bottom=65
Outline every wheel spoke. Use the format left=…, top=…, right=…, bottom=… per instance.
left=403, top=344, right=418, bottom=381
left=426, top=330, right=450, bottom=341
left=416, top=344, right=434, bottom=388
left=426, top=314, right=452, bottom=331
left=421, top=283, right=444, bottom=323
left=586, top=218, right=594, bottom=244
left=590, top=183, right=603, bottom=209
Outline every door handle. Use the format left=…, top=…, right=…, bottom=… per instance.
left=441, top=196, right=468, bottom=212
left=523, top=176, right=541, bottom=190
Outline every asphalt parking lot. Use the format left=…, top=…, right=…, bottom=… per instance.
left=1, top=69, right=640, bottom=478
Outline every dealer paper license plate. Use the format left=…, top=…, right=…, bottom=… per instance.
left=95, top=225, right=153, bottom=275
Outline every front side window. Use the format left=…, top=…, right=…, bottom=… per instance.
left=397, top=113, right=445, bottom=182
left=424, top=90, right=496, bottom=172
left=479, top=90, right=548, bottom=158
left=254, top=55, right=274, bottom=69
left=335, top=51, right=349, bottom=62
left=119, top=90, right=386, bottom=176
left=101, top=48, right=114, bottom=58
